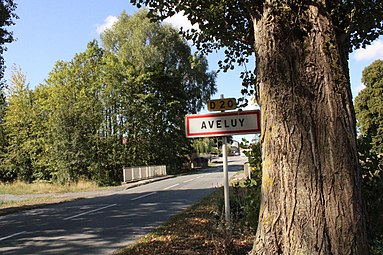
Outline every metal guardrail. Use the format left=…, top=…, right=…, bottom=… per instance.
left=122, top=165, right=167, bottom=183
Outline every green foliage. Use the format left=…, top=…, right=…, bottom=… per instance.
left=355, top=60, right=383, bottom=253
left=1, top=67, right=52, bottom=183
left=355, top=60, right=383, bottom=155
left=130, top=1, right=383, bottom=97
left=131, top=1, right=256, bottom=96
left=191, top=137, right=216, bottom=155
left=358, top=136, right=383, bottom=254
left=0, top=10, right=216, bottom=185
left=370, top=239, right=383, bottom=255
left=101, top=9, right=216, bottom=114
left=242, top=139, right=262, bottom=177
left=44, top=41, right=105, bottom=184
left=99, top=10, right=216, bottom=174
left=2, top=67, right=34, bottom=182
left=0, top=0, right=18, bottom=179
left=227, top=139, right=262, bottom=230
left=0, top=0, right=17, bottom=84
left=0, top=0, right=17, bottom=45
left=230, top=180, right=261, bottom=231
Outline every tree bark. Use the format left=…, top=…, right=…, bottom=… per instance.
left=251, top=2, right=368, bottom=254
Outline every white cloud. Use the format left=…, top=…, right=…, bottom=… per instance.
left=352, top=83, right=366, bottom=97
left=96, top=15, right=118, bottom=34
left=243, top=98, right=260, bottom=111
left=163, top=11, right=199, bottom=31
left=353, top=39, right=383, bottom=61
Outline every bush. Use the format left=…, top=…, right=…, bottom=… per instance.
left=358, top=137, right=383, bottom=254
left=231, top=180, right=261, bottom=230
left=219, top=140, right=263, bottom=231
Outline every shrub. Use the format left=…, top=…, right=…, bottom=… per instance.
left=358, top=137, right=383, bottom=253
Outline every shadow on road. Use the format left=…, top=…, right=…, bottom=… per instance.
left=0, top=161, right=247, bottom=255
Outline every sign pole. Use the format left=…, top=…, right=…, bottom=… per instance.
left=221, top=94, right=230, bottom=226
left=223, top=135, right=230, bottom=225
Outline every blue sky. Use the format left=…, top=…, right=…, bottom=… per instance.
left=3, top=0, right=383, bottom=141
left=3, top=0, right=250, bottom=99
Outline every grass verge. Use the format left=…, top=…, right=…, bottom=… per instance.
left=113, top=187, right=256, bottom=255
left=0, top=180, right=112, bottom=213
left=0, top=180, right=100, bottom=195
left=0, top=196, right=81, bottom=216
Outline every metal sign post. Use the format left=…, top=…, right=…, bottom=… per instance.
left=222, top=134, right=230, bottom=225
left=220, top=94, right=230, bottom=226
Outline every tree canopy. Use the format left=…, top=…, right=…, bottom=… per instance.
left=130, top=0, right=383, bottom=95
left=101, top=10, right=216, bottom=113
left=0, top=0, right=17, bottom=81
left=131, top=0, right=383, bottom=51
left=0, top=10, right=216, bottom=184
left=355, top=59, right=383, bottom=155
left=0, top=0, right=17, bottom=162
left=355, top=59, right=383, bottom=251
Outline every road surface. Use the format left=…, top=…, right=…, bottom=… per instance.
left=0, top=156, right=246, bottom=254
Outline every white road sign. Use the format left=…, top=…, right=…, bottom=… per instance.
left=185, top=110, right=261, bottom=138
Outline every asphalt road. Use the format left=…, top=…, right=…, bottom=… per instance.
left=0, top=156, right=246, bottom=255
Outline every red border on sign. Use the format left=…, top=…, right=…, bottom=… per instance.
left=185, top=110, right=261, bottom=137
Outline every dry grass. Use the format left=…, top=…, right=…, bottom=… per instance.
left=0, top=196, right=78, bottom=215
left=0, top=179, right=100, bottom=195
left=0, top=180, right=107, bottom=213
left=113, top=188, right=255, bottom=255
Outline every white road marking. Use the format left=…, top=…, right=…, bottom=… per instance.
left=63, top=204, right=117, bottom=220
left=163, top=183, right=180, bottom=190
left=130, top=192, right=157, bottom=201
left=182, top=173, right=211, bottom=183
left=0, top=231, right=27, bottom=241
left=183, top=178, right=195, bottom=183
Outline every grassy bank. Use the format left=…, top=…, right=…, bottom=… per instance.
left=0, top=180, right=109, bottom=211
left=0, top=180, right=100, bottom=195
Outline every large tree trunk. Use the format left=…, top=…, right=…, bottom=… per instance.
left=251, top=2, right=368, bottom=254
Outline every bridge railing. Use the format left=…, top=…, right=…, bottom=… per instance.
left=123, top=165, right=167, bottom=183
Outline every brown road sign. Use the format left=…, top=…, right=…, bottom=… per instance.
left=207, top=98, right=237, bottom=111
